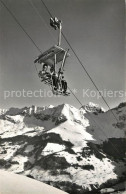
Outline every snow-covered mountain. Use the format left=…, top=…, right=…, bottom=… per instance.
left=80, top=102, right=105, bottom=114
left=0, top=103, right=126, bottom=194
left=0, top=108, right=8, bottom=115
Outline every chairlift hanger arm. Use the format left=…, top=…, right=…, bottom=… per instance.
left=50, top=17, right=62, bottom=46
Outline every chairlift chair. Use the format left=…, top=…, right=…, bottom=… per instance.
left=34, top=17, right=70, bottom=96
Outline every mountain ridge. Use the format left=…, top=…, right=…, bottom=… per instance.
left=0, top=102, right=126, bottom=193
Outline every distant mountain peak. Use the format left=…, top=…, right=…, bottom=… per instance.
left=117, top=102, right=126, bottom=109
left=0, top=108, right=8, bottom=115
left=1, top=105, right=54, bottom=116
left=80, top=102, right=105, bottom=114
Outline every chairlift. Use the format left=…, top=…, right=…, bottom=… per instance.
left=34, top=17, right=70, bottom=96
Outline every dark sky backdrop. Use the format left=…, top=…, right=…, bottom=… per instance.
left=0, top=0, right=125, bottom=109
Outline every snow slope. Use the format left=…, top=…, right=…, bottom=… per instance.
left=0, top=170, right=67, bottom=194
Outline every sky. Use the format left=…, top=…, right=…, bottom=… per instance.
left=0, top=0, right=125, bottom=110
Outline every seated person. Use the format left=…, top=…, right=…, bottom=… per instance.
left=52, top=72, right=59, bottom=91
left=57, top=68, right=63, bottom=90
left=61, top=76, right=67, bottom=93
left=39, top=63, right=51, bottom=80
left=50, top=66, right=55, bottom=75
left=42, top=63, right=48, bottom=74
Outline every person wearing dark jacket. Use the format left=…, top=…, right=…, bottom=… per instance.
left=61, top=76, right=67, bottom=93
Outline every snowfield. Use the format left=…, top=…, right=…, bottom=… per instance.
left=0, top=170, right=67, bottom=194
